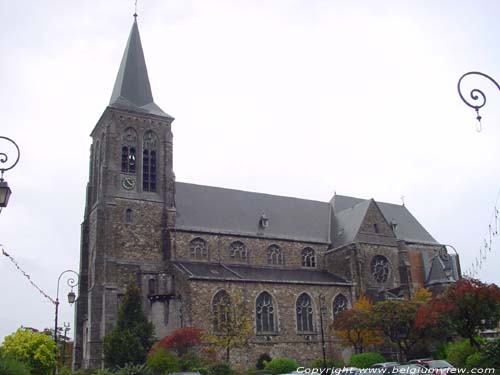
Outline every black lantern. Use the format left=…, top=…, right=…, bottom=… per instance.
left=67, top=290, right=76, bottom=304
left=0, top=179, right=11, bottom=208
left=0, top=136, right=20, bottom=210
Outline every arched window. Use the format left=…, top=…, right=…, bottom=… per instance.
left=190, top=238, right=208, bottom=260
left=125, top=208, right=133, bottom=223
left=371, top=255, right=390, bottom=283
left=256, top=292, right=276, bottom=333
left=267, top=244, right=283, bottom=265
left=332, top=294, right=348, bottom=318
left=301, top=247, right=316, bottom=268
left=229, top=241, right=247, bottom=262
left=121, top=127, right=137, bottom=173
left=296, top=293, right=314, bottom=332
left=92, top=141, right=100, bottom=203
left=143, top=131, right=158, bottom=192
left=212, top=290, right=231, bottom=332
left=148, top=278, right=156, bottom=295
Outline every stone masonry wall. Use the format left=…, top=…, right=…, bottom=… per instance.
left=357, top=243, right=401, bottom=291
left=177, top=275, right=352, bottom=368
left=172, top=231, right=328, bottom=269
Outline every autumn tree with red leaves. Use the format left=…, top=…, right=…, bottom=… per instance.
left=155, top=327, right=202, bottom=356
left=416, top=278, right=500, bottom=348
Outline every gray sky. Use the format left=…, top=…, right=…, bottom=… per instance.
left=1, top=0, right=500, bottom=342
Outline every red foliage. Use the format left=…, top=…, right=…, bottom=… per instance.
left=154, top=327, right=202, bottom=355
left=415, top=298, right=452, bottom=330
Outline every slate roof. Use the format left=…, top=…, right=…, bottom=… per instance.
left=331, top=195, right=438, bottom=245
left=331, top=199, right=372, bottom=248
left=173, top=261, right=350, bottom=285
left=175, top=183, right=439, bottom=246
left=175, top=182, right=331, bottom=243
left=109, top=18, right=173, bottom=119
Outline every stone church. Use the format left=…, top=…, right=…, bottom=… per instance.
left=73, top=17, right=460, bottom=370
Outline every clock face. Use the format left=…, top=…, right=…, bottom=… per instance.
left=122, top=177, right=136, bottom=190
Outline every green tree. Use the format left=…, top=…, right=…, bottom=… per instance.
left=205, top=291, right=253, bottom=362
left=1, top=328, right=56, bottom=375
left=103, top=283, right=155, bottom=368
left=372, top=299, right=427, bottom=361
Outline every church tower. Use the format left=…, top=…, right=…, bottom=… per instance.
left=73, top=16, right=179, bottom=369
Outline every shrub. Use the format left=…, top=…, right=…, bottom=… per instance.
left=146, top=348, right=180, bottom=375
left=256, top=353, right=272, bottom=370
left=465, top=353, right=484, bottom=369
left=310, top=358, right=342, bottom=368
left=209, top=362, right=233, bottom=375
left=155, top=327, right=202, bottom=356
left=481, top=337, right=500, bottom=367
left=115, top=363, right=153, bottom=375
left=0, top=352, right=31, bottom=375
left=179, top=352, right=205, bottom=371
left=446, top=339, right=478, bottom=367
left=2, top=328, right=56, bottom=375
left=348, top=352, right=386, bottom=368
left=264, top=358, right=299, bottom=374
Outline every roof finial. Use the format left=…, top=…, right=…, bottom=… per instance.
left=133, top=0, right=138, bottom=19
left=401, top=195, right=405, bottom=206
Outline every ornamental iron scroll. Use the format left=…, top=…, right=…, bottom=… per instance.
left=0, top=136, right=20, bottom=178
left=457, top=71, right=500, bottom=132
left=371, top=255, right=390, bottom=283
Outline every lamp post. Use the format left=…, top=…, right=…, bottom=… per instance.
left=318, top=294, right=327, bottom=368
left=457, top=71, right=500, bottom=131
left=0, top=136, right=20, bottom=210
left=54, top=270, right=79, bottom=375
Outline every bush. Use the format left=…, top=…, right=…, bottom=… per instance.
left=348, top=352, right=386, bottom=368
left=2, top=328, right=56, bottom=375
left=155, top=327, right=202, bottom=356
left=465, top=353, right=484, bottom=369
left=209, top=362, right=233, bottom=375
left=264, top=358, right=299, bottom=374
left=179, top=352, right=204, bottom=371
left=115, top=363, right=153, bottom=375
left=147, top=348, right=180, bottom=375
left=0, top=352, right=31, bottom=375
left=310, top=358, right=342, bottom=368
left=446, top=339, right=478, bottom=367
left=256, top=353, right=272, bottom=370
left=481, top=337, right=500, bottom=367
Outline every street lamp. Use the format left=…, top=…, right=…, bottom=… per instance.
left=0, top=136, right=20, bottom=209
left=318, top=294, right=327, bottom=368
left=54, top=270, right=79, bottom=374
left=457, top=71, right=500, bottom=132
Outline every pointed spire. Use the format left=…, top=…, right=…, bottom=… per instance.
left=109, top=17, right=172, bottom=119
